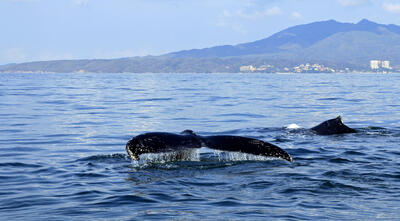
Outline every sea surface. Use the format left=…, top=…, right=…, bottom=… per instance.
left=0, top=73, right=399, bottom=220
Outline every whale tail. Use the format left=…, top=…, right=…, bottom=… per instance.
left=126, top=132, right=293, bottom=162
left=202, top=136, right=293, bottom=162
left=311, top=115, right=356, bottom=135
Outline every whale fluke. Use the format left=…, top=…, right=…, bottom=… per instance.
left=311, top=116, right=356, bottom=135
left=202, top=135, right=293, bottom=162
left=126, top=132, right=293, bottom=162
left=126, top=132, right=202, bottom=161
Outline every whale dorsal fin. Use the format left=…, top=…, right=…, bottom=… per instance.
left=311, top=115, right=356, bottom=135
left=180, top=130, right=197, bottom=136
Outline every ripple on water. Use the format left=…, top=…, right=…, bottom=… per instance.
left=0, top=162, right=42, bottom=168
left=92, top=195, right=158, bottom=206
left=1, top=73, right=400, bottom=219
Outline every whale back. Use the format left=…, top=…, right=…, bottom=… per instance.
left=180, top=129, right=197, bottom=136
left=311, top=116, right=356, bottom=135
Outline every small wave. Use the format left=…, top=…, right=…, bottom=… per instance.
left=216, top=113, right=266, bottom=119
left=343, top=150, right=366, bottom=156
left=92, top=195, right=158, bottom=206
left=319, top=180, right=367, bottom=192
left=78, top=153, right=129, bottom=161
left=78, top=154, right=130, bottom=163
left=290, top=148, right=320, bottom=155
left=323, top=169, right=353, bottom=177
left=246, top=181, right=274, bottom=189
left=0, top=162, right=42, bottom=168
left=256, top=127, right=287, bottom=133
left=130, top=98, right=172, bottom=102
left=328, top=157, right=351, bottom=164
left=344, top=98, right=364, bottom=102
left=74, top=172, right=108, bottom=178
left=317, top=97, right=342, bottom=101
left=211, top=200, right=242, bottom=207
left=357, top=126, right=392, bottom=136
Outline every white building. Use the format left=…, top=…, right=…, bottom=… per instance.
left=370, top=60, right=392, bottom=70
left=240, top=65, right=256, bottom=72
left=381, top=60, right=391, bottom=69
left=370, top=60, right=381, bottom=69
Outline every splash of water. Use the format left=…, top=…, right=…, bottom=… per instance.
left=211, top=150, right=278, bottom=162
left=286, top=123, right=301, bottom=129
left=131, top=149, right=201, bottom=167
left=129, top=148, right=282, bottom=167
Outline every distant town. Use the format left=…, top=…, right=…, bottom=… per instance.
left=2, top=19, right=400, bottom=74
left=239, top=60, right=395, bottom=74
left=1, top=59, right=397, bottom=74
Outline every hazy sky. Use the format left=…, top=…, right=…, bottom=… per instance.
left=1, top=0, right=400, bottom=64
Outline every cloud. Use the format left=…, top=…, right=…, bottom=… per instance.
left=230, top=24, right=247, bottom=34
left=217, top=6, right=282, bottom=34
left=291, top=11, right=303, bottom=19
left=74, top=0, right=88, bottom=6
left=337, top=0, right=369, bottom=7
left=222, top=10, right=232, bottom=17
left=264, top=6, right=283, bottom=16
left=235, top=6, right=283, bottom=19
left=216, top=21, right=247, bottom=34
left=220, top=6, right=282, bottom=21
left=383, top=3, right=400, bottom=13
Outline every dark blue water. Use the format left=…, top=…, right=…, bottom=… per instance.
left=1, top=73, right=399, bottom=220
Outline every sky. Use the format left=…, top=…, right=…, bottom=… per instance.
left=1, top=0, right=400, bottom=64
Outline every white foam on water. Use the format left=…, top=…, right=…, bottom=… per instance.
left=286, top=123, right=301, bottom=129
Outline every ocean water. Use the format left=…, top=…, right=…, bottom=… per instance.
left=0, top=72, right=399, bottom=220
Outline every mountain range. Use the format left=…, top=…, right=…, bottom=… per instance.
left=1, top=19, right=400, bottom=73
